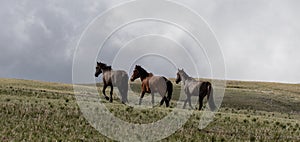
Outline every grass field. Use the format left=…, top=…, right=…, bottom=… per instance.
left=0, top=78, right=299, bottom=141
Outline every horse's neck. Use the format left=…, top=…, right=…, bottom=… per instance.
left=183, top=77, right=194, bottom=84
left=181, top=73, right=193, bottom=84
left=102, top=65, right=112, bottom=71
left=102, top=68, right=112, bottom=75
left=140, top=72, right=152, bottom=81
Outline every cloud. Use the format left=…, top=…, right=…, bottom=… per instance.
left=0, top=0, right=299, bottom=83
left=0, top=0, right=112, bottom=82
left=183, top=0, right=300, bottom=83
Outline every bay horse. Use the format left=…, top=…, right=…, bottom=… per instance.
left=130, top=65, right=173, bottom=107
left=95, top=62, right=128, bottom=104
left=176, top=69, right=216, bottom=111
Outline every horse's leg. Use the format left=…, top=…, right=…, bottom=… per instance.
left=188, top=95, right=193, bottom=109
left=119, top=87, right=126, bottom=104
left=183, top=88, right=189, bottom=109
left=120, top=84, right=128, bottom=104
left=139, top=91, right=146, bottom=105
left=109, top=85, right=113, bottom=103
left=162, top=91, right=169, bottom=107
left=165, top=96, right=170, bottom=107
left=151, top=93, right=155, bottom=106
left=198, top=83, right=207, bottom=110
left=159, top=96, right=169, bottom=107
left=198, top=95, right=204, bottom=110
left=183, top=97, right=188, bottom=109
left=102, top=84, right=109, bottom=100
left=160, top=97, right=165, bottom=106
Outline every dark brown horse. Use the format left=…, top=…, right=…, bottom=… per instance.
left=130, top=65, right=173, bottom=107
left=95, top=62, right=128, bottom=103
left=176, top=69, right=216, bottom=111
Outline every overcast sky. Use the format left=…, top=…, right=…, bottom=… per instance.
left=0, top=0, right=299, bottom=83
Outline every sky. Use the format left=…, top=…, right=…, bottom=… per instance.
left=0, top=0, right=299, bottom=83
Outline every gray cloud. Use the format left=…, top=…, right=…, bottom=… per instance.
left=0, top=0, right=299, bottom=83
left=0, top=0, right=114, bottom=82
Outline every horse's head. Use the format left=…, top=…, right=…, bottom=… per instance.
left=130, top=65, right=141, bottom=82
left=95, top=62, right=107, bottom=77
left=175, top=68, right=184, bottom=84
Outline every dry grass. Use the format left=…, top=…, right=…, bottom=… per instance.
left=0, top=78, right=299, bottom=141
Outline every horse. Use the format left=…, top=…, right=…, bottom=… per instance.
left=130, top=65, right=173, bottom=107
left=175, top=69, right=216, bottom=111
left=95, top=62, right=129, bottom=104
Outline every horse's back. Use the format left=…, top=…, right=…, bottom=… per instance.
left=113, top=70, right=128, bottom=77
left=111, top=70, right=128, bottom=86
left=185, top=80, right=203, bottom=96
left=149, top=76, right=167, bottom=94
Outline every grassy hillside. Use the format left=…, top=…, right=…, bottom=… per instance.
left=0, top=78, right=299, bottom=141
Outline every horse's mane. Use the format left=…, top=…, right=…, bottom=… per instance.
left=99, top=62, right=107, bottom=67
left=102, top=66, right=112, bottom=71
left=97, top=62, right=112, bottom=71
left=136, top=65, right=150, bottom=78
left=180, top=70, right=193, bottom=81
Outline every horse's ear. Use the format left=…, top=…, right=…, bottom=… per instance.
left=97, top=62, right=99, bottom=64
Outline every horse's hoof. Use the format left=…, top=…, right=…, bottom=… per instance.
left=105, top=96, right=109, bottom=100
left=109, top=99, right=113, bottom=103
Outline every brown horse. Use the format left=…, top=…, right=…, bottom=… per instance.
left=95, top=62, right=128, bottom=103
left=130, top=65, right=173, bottom=107
left=176, top=69, right=216, bottom=111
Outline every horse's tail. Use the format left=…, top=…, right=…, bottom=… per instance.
left=207, top=82, right=216, bottom=111
left=163, top=77, right=173, bottom=101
